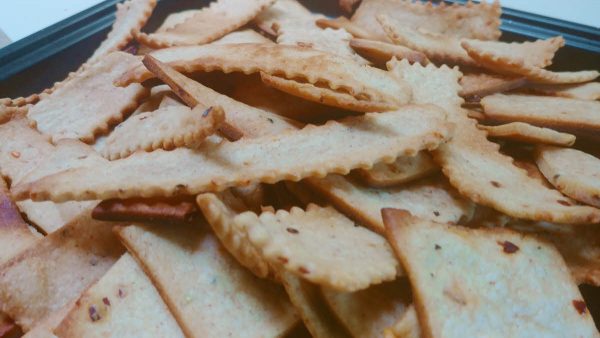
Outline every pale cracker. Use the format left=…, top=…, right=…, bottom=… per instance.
left=135, top=0, right=275, bottom=48
left=211, top=29, right=272, bottom=45
left=238, top=204, right=399, bottom=291
left=306, top=174, right=475, bottom=234
left=481, top=94, right=600, bottom=138
left=387, top=58, right=600, bottom=224
left=0, top=210, right=123, bottom=332
left=357, top=151, right=437, bottom=188
left=260, top=72, right=397, bottom=112
left=278, top=270, right=351, bottom=338
left=87, top=0, right=157, bottom=63
left=383, top=305, right=420, bottom=338
left=16, top=105, right=451, bottom=202
left=535, top=146, right=600, bottom=208
left=459, top=72, right=526, bottom=99
left=102, top=104, right=224, bottom=160
left=116, top=43, right=412, bottom=107
left=382, top=209, right=600, bottom=338
left=321, top=279, right=411, bottom=338
left=196, top=192, right=273, bottom=279
left=349, top=38, right=429, bottom=66
left=28, top=52, right=148, bottom=143
left=54, top=253, right=185, bottom=338
left=154, top=10, right=201, bottom=33
left=316, top=17, right=378, bottom=40
left=116, top=223, right=298, bottom=338
left=479, top=122, right=576, bottom=146
left=254, top=0, right=312, bottom=36
left=523, top=82, right=600, bottom=100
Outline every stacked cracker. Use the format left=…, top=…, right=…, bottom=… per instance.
left=0, top=0, right=599, bottom=337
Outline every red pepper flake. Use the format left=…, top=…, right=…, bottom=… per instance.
left=298, top=266, right=310, bottom=274
left=490, top=181, right=501, bottom=188
left=118, top=288, right=126, bottom=298
left=573, top=300, right=587, bottom=315
left=10, top=151, right=20, bottom=158
left=497, top=240, right=519, bottom=254
left=88, top=305, right=101, bottom=321
left=102, top=297, right=111, bottom=306
left=286, top=227, right=299, bottom=234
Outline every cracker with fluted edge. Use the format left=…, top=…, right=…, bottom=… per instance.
left=15, top=105, right=451, bottom=202
left=535, top=146, right=600, bottom=208
left=115, top=43, right=411, bottom=107
left=87, top=0, right=156, bottom=64
left=135, top=0, right=275, bottom=48
left=382, top=208, right=600, bottom=338
left=92, top=196, right=198, bottom=223
left=459, top=72, right=526, bottom=99
left=116, top=222, right=298, bottom=338
left=387, top=58, right=600, bottom=224
left=523, top=82, right=600, bottom=100
left=350, top=38, right=429, bottom=66
left=238, top=204, right=399, bottom=291
left=478, top=122, right=576, bottom=146
left=383, top=305, right=420, bottom=338
left=481, top=94, right=600, bottom=138
left=357, top=152, right=437, bottom=188
left=321, top=279, right=411, bottom=338
left=54, top=253, right=185, bottom=338
left=196, top=192, right=273, bottom=279
left=28, top=52, right=148, bottom=143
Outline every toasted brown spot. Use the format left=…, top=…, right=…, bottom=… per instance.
left=10, top=151, right=20, bottom=158
left=278, top=256, right=288, bottom=264
left=286, top=227, right=299, bottom=234
left=89, top=305, right=101, bottom=321
left=433, top=211, right=440, bottom=216
left=118, top=288, right=126, bottom=298
left=298, top=266, right=310, bottom=274
left=557, top=200, right=571, bottom=206
left=498, top=240, right=519, bottom=254
left=102, top=297, right=110, bottom=306
left=573, top=300, right=587, bottom=315
left=490, top=181, right=501, bottom=188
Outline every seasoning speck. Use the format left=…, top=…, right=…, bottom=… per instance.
left=89, top=305, right=101, bottom=321
left=118, top=288, right=126, bottom=298
left=286, top=227, right=299, bottom=234
left=573, top=300, right=587, bottom=315
left=102, top=297, right=110, bottom=306
left=497, top=240, right=519, bottom=254
left=435, top=244, right=441, bottom=250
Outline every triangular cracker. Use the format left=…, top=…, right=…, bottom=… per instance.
left=116, top=223, right=298, bottom=338
left=237, top=204, right=399, bottom=291
left=55, top=253, right=184, bottom=337
left=382, top=209, right=600, bottom=338
left=478, top=122, right=576, bottom=146
left=387, top=58, right=600, bottom=224
left=135, top=0, right=275, bottom=48
left=357, top=152, right=438, bottom=188
left=15, top=105, right=452, bottom=202
left=349, top=38, right=429, bottom=66
left=535, top=146, right=600, bottom=208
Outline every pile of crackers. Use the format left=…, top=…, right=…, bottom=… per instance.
left=1, top=0, right=599, bottom=337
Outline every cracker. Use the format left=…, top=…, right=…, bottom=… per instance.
left=481, top=94, right=600, bottom=138
left=211, top=29, right=273, bottom=45
left=54, top=253, right=185, bottom=338
left=278, top=270, right=351, bottom=338
left=377, top=15, right=477, bottom=67
left=237, top=204, right=399, bottom=291
left=87, top=0, right=157, bottom=63
left=254, top=0, right=312, bottom=36
left=383, top=305, right=420, bottom=338
left=535, top=146, right=600, bottom=208
left=478, top=122, right=576, bottom=146
left=260, top=72, right=397, bottom=112
left=387, top=58, right=600, bottom=224
left=92, top=196, right=198, bottom=223
left=16, top=105, right=451, bottom=202
left=141, top=54, right=299, bottom=138
left=459, top=72, right=526, bottom=99
left=357, top=151, right=438, bottom=188
left=382, top=209, right=600, bottom=338
left=352, top=0, right=501, bottom=42
left=196, top=192, right=273, bottom=278
left=0, top=210, right=123, bottom=332
left=28, top=52, right=148, bottom=143
left=0, top=177, right=38, bottom=265
left=524, top=82, right=600, bottom=100
left=306, top=175, right=475, bottom=233
left=135, top=0, right=275, bottom=48
left=116, top=44, right=412, bottom=107
left=316, top=17, right=377, bottom=40
left=349, top=38, right=429, bottom=66
left=462, top=39, right=599, bottom=84
left=102, top=104, right=224, bottom=160
left=116, top=223, right=298, bottom=338
left=321, top=279, right=411, bottom=338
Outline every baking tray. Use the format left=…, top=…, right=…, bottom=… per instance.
left=0, top=0, right=598, bottom=328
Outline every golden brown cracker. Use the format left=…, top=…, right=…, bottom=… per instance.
left=254, top=0, right=312, bottom=37
left=316, top=17, right=377, bottom=40
left=349, top=38, right=429, bottom=66
left=478, top=122, right=576, bottom=146
left=357, top=152, right=438, bottom=188
left=92, top=196, right=198, bottom=223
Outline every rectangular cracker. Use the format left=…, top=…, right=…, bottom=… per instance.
left=0, top=210, right=123, bottom=332
left=16, top=105, right=452, bottom=202
left=54, top=253, right=185, bottom=338
left=387, top=58, right=600, bottom=224
left=478, top=122, right=576, bottom=147
left=349, top=38, right=429, bottom=66
left=116, top=223, right=298, bottom=338
left=357, top=151, right=438, bottom=188
left=481, top=94, right=600, bottom=139
left=92, top=196, right=199, bottom=223
left=135, top=0, right=275, bottom=48
left=321, top=279, right=412, bottom=338
left=27, top=52, right=148, bottom=143
left=383, top=209, right=600, bottom=338
left=306, top=175, right=474, bottom=234
left=116, top=43, right=412, bottom=107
